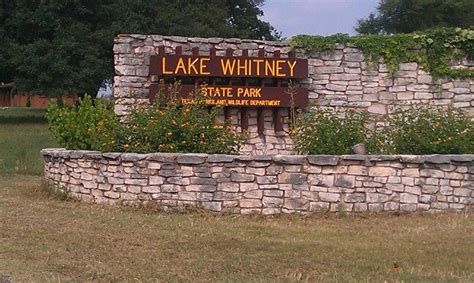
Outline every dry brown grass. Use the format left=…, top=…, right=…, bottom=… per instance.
left=1, top=174, right=473, bottom=282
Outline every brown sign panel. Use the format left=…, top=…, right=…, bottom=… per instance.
left=149, top=84, right=308, bottom=108
left=150, top=54, right=308, bottom=79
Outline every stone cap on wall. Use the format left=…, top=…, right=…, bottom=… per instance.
left=113, top=34, right=353, bottom=56
left=115, top=34, right=292, bottom=47
left=41, top=148, right=474, bottom=165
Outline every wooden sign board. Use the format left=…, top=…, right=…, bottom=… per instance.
left=148, top=47, right=309, bottom=110
left=149, top=84, right=308, bottom=108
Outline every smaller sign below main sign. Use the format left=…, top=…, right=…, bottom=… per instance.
left=149, top=84, right=308, bottom=108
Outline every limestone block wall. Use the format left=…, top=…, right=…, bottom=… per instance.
left=113, top=35, right=473, bottom=154
left=42, top=149, right=473, bottom=214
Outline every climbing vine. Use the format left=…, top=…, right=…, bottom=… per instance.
left=290, top=28, right=474, bottom=79
left=288, top=33, right=351, bottom=54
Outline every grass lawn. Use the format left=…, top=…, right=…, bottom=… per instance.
left=0, top=108, right=473, bottom=282
left=0, top=107, right=58, bottom=175
left=0, top=175, right=473, bottom=282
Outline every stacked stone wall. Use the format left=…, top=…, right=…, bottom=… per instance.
left=114, top=34, right=473, bottom=154
left=42, top=149, right=473, bottom=214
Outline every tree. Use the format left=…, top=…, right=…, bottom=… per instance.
left=0, top=0, right=15, bottom=84
left=0, top=0, right=277, bottom=96
left=356, top=0, right=474, bottom=34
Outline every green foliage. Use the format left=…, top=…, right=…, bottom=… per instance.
left=293, top=106, right=474, bottom=155
left=46, top=92, right=244, bottom=154
left=0, top=1, right=14, bottom=83
left=290, top=28, right=474, bottom=79
left=381, top=107, right=474, bottom=154
left=0, top=0, right=277, bottom=93
left=350, top=33, right=421, bottom=74
left=111, top=0, right=277, bottom=40
left=415, top=28, right=474, bottom=79
left=356, top=0, right=474, bottom=34
left=289, top=34, right=350, bottom=53
left=293, top=110, right=371, bottom=155
left=3, top=0, right=114, bottom=95
left=120, top=101, right=244, bottom=154
left=46, top=95, right=121, bottom=151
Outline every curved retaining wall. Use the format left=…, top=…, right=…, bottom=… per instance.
left=42, top=149, right=473, bottom=214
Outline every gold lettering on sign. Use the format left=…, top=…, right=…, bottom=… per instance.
left=287, top=60, right=297, bottom=77
left=200, top=58, right=210, bottom=75
left=159, top=56, right=301, bottom=77
left=276, top=60, right=285, bottom=77
left=221, top=59, right=236, bottom=75
left=162, top=57, right=173, bottom=74
left=202, top=87, right=234, bottom=98
left=188, top=58, right=199, bottom=74
left=265, top=60, right=275, bottom=76
left=254, top=59, right=263, bottom=76
left=237, top=59, right=248, bottom=76
left=175, top=58, right=186, bottom=74
left=237, top=87, right=262, bottom=98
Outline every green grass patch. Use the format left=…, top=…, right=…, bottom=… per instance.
left=0, top=107, right=48, bottom=123
left=0, top=175, right=473, bottom=282
left=0, top=108, right=58, bottom=175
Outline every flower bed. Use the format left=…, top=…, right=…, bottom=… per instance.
left=42, top=148, right=473, bottom=214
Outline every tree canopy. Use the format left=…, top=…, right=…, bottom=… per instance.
left=0, top=0, right=277, bottom=96
left=356, top=0, right=474, bottom=34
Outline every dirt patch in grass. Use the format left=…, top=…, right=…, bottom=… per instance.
left=1, top=174, right=473, bottom=282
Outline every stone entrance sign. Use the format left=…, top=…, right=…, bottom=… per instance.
left=113, top=34, right=473, bottom=155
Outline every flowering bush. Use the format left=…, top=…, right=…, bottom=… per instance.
left=118, top=95, right=245, bottom=154
left=383, top=106, right=474, bottom=154
left=293, top=106, right=473, bottom=155
left=293, top=110, right=374, bottom=155
left=46, top=90, right=245, bottom=154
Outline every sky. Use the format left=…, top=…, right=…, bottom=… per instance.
left=261, top=0, right=379, bottom=37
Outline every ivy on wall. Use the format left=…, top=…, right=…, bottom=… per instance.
left=290, top=28, right=474, bottom=79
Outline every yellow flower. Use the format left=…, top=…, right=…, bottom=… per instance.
left=166, top=132, right=173, bottom=137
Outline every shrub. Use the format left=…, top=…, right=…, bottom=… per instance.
left=293, top=110, right=373, bottom=155
left=384, top=106, right=474, bottom=154
left=294, top=106, right=473, bottom=155
left=46, top=90, right=244, bottom=154
left=118, top=94, right=245, bottom=154
left=46, top=95, right=121, bottom=151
